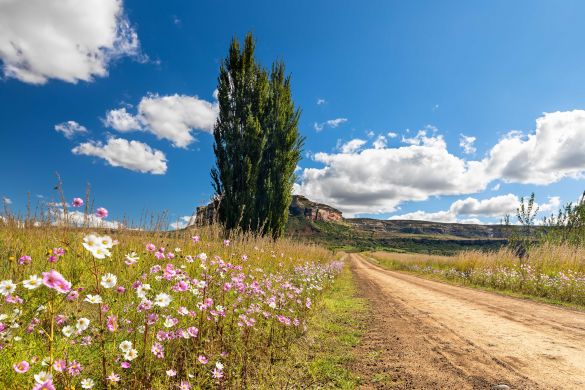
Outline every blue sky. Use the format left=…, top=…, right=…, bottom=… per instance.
left=2, top=0, right=585, bottom=227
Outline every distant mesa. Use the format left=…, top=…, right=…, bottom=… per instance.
left=195, top=195, right=343, bottom=225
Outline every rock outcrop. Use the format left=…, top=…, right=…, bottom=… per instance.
left=194, top=195, right=343, bottom=226
left=289, top=195, right=343, bottom=222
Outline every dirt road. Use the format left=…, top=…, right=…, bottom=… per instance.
left=350, top=253, right=585, bottom=389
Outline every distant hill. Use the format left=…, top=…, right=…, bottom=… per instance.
left=285, top=195, right=513, bottom=254
left=195, top=195, right=514, bottom=254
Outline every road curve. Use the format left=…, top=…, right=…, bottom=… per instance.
left=350, top=253, right=585, bottom=389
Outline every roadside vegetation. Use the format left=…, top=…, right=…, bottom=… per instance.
left=367, top=191, right=585, bottom=307
left=0, top=210, right=352, bottom=389
left=266, top=257, right=366, bottom=388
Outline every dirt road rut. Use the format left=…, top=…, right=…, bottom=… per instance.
left=350, top=253, right=585, bottom=389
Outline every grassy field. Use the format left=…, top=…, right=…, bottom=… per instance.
left=367, top=244, right=585, bottom=306
left=0, top=220, right=356, bottom=389
left=265, top=259, right=367, bottom=388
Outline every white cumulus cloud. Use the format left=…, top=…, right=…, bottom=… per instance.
left=459, top=134, right=477, bottom=154
left=389, top=194, right=562, bottom=224
left=0, top=0, right=142, bottom=84
left=485, top=110, right=585, bottom=184
left=339, top=139, right=367, bottom=154
left=297, top=110, right=585, bottom=216
left=297, top=132, right=488, bottom=216
left=104, top=93, right=218, bottom=148
left=169, top=215, right=196, bottom=230
left=54, top=121, right=88, bottom=139
left=104, top=108, right=142, bottom=132
left=72, top=138, right=167, bottom=174
left=314, top=118, right=348, bottom=132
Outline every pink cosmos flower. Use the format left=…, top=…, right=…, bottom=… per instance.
left=151, top=342, right=164, bottom=358
left=179, top=381, right=192, bottom=390
left=5, top=295, right=23, bottom=304
left=53, top=247, right=65, bottom=256
left=42, top=270, right=71, bottom=293
left=18, top=255, right=31, bottom=265
left=72, top=198, right=84, bottom=207
left=121, top=362, right=131, bottom=369
left=67, top=360, right=82, bottom=376
left=66, top=291, right=79, bottom=301
left=13, top=360, right=29, bottom=373
left=212, top=367, right=224, bottom=379
left=107, top=315, right=117, bottom=332
left=145, top=243, right=156, bottom=252
left=191, top=235, right=200, bottom=243
left=48, top=255, right=58, bottom=263
left=198, top=355, right=208, bottom=364
left=32, top=381, right=55, bottom=390
left=53, top=359, right=66, bottom=372
left=223, top=239, right=230, bottom=246
left=107, top=372, right=120, bottom=382
left=187, top=326, right=199, bottom=338
left=95, top=207, right=108, bottom=218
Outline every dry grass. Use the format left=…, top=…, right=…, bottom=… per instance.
left=368, top=244, right=585, bottom=306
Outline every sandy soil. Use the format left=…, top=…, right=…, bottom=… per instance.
left=350, top=253, right=585, bottom=389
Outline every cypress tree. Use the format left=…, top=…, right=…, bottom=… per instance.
left=256, top=62, right=303, bottom=238
left=211, top=34, right=269, bottom=232
left=212, top=33, right=302, bottom=238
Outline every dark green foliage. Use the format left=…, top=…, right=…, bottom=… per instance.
left=212, top=33, right=302, bottom=238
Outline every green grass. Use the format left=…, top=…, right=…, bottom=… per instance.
left=265, top=261, right=367, bottom=388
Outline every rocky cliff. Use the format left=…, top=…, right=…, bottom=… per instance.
left=289, top=195, right=343, bottom=222
left=195, top=195, right=343, bottom=225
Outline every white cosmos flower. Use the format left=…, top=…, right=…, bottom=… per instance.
left=0, top=280, right=16, bottom=296
left=82, top=234, right=103, bottom=251
left=76, top=317, right=90, bottom=332
left=62, top=325, right=75, bottom=337
left=124, top=348, right=138, bottom=361
left=198, top=253, right=207, bottom=261
left=100, top=273, right=117, bottom=289
left=119, top=340, right=133, bottom=353
left=136, top=284, right=151, bottom=299
left=89, top=246, right=111, bottom=259
left=84, top=294, right=103, bottom=304
left=99, top=235, right=114, bottom=249
left=23, top=275, right=42, bottom=289
left=34, top=371, right=52, bottom=384
left=163, top=318, right=175, bottom=328
left=154, top=293, right=172, bottom=307
left=81, top=378, right=95, bottom=389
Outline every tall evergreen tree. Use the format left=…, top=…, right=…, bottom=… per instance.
left=255, top=62, right=303, bottom=238
left=212, top=33, right=302, bottom=238
left=212, top=34, right=269, bottom=232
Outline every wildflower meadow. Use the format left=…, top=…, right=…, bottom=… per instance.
left=0, top=206, right=342, bottom=389
left=369, top=245, right=585, bottom=306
